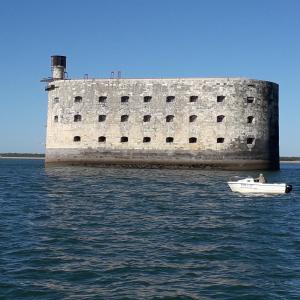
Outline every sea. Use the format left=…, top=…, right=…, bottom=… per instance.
left=0, top=159, right=299, bottom=299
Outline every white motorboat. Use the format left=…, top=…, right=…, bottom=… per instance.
left=228, top=177, right=292, bottom=195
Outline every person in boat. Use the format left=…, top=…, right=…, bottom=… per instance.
left=255, top=173, right=267, bottom=183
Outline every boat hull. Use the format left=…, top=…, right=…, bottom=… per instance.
left=228, top=182, right=289, bottom=194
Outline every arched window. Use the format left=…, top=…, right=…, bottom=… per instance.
left=98, top=136, right=106, bottom=143
left=74, top=114, right=82, bottom=122
left=217, top=96, right=225, bottom=102
left=144, top=96, right=152, bottom=102
left=166, top=96, right=175, bottom=102
left=247, top=97, right=254, bottom=103
left=73, top=136, right=81, bottom=142
left=166, top=115, right=174, bottom=122
left=143, top=137, right=151, bottom=143
left=247, top=137, right=255, bottom=145
left=121, top=136, right=128, bottom=143
left=189, top=115, right=197, bottom=122
left=190, top=96, right=198, bottom=102
left=217, top=137, right=224, bottom=143
left=98, top=115, right=106, bottom=122
left=99, top=96, right=107, bottom=103
left=217, top=115, right=225, bottom=123
left=121, top=115, right=129, bottom=122
left=54, top=115, right=58, bottom=122
left=189, top=137, right=197, bottom=143
left=74, top=96, right=82, bottom=103
left=166, top=137, right=174, bottom=143
left=143, top=115, right=151, bottom=122
left=121, top=96, right=129, bottom=103
left=247, top=116, right=254, bottom=123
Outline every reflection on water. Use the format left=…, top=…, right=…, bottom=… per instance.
left=0, top=159, right=299, bottom=299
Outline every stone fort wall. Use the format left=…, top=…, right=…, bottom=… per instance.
left=45, top=77, right=279, bottom=170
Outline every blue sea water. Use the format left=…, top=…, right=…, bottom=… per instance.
left=0, top=159, right=299, bottom=299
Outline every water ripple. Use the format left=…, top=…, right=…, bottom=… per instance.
left=0, top=159, right=299, bottom=299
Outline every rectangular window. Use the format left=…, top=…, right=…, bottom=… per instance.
left=217, top=96, right=225, bottom=102
left=247, top=97, right=254, bottom=103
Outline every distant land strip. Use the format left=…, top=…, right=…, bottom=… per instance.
left=0, top=153, right=299, bottom=161
left=0, top=153, right=45, bottom=158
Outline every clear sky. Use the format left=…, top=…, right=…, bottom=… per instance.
left=0, top=0, right=299, bottom=155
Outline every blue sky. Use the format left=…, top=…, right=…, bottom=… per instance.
left=0, top=0, right=299, bottom=155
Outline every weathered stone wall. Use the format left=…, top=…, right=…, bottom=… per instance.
left=45, top=77, right=279, bottom=170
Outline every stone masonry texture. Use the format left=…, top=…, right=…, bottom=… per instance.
left=45, top=77, right=279, bottom=170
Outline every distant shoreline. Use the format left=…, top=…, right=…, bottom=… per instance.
left=0, top=156, right=44, bottom=160
left=1, top=156, right=300, bottom=163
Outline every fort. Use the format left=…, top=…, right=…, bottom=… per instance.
left=44, top=56, right=279, bottom=170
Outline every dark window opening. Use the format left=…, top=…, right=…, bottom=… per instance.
left=54, top=115, right=58, bottom=122
left=189, top=137, right=197, bottom=143
left=247, top=97, right=254, bottom=103
left=217, top=137, right=224, bottom=143
left=143, top=137, right=151, bottom=143
left=144, top=96, right=152, bottom=102
left=166, top=96, right=175, bottom=102
left=121, top=136, right=128, bottom=143
left=248, top=84, right=256, bottom=88
left=98, top=136, right=106, bottom=142
left=121, top=96, right=129, bottom=102
left=247, top=116, right=254, bottom=123
left=217, top=96, right=225, bottom=102
left=73, top=136, right=81, bottom=142
left=166, top=115, right=174, bottom=122
left=143, top=115, right=151, bottom=122
left=190, top=96, right=198, bottom=102
left=74, top=114, right=82, bottom=122
left=74, top=96, right=82, bottom=103
left=166, top=137, right=174, bottom=143
left=189, top=115, right=197, bottom=122
left=99, top=96, right=107, bottom=102
left=121, top=115, right=129, bottom=122
left=247, top=137, right=254, bottom=145
left=98, top=115, right=106, bottom=122
left=217, top=115, right=225, bottom=123
left=54, top=97, right=59, bottom=103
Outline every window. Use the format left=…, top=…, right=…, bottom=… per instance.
left=189, top=137, right=197, bottom=143
left=74, top=114, right=82, bottom=122
left=74, top=96, right=82, bottom=103
left=143, top=137, right=151, bottom=143
left=217, top=115, right=225, bottom=123
left=166, top=96, right=175, bottom=102
left=217, top=138, right=224, bottom=143
left=98, top=115, right=106, bottom=122
left=189, top=115, right=197, bottom=122
left=166, top=137, right=174, bottom=143
left=166, top=115, right=174, bottom=122
left=217, top=96, right=225, bottom=102
left=247, top=97, right=254, bottom=103
left=121, top=115, right=129, bottom=122
left=247, top=116, right=254, bottom=124
left=144, top=96, right=152, bottom=102
left=143, top=115, right=151, bottom=122
left=121, top=96, right=129, bottom=103
left=99, top=96, right=107, bottom=103
left=190, top=96, right=198, bottom=102
left=98, top=136, right=106, bottom=143
left=74, top=136, right=81, bottom=142
left=247, top=137, right=254, bottom=145
left=121, top=136, right=128, bottom=143
left=248, top=84, right=256, bottom=88
left=54, top=115, right=58, bottom=122
left=54, top=97, right=59, bottom=103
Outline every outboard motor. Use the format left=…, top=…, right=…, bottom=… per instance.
left=285, top=184, right=293, bottom=193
